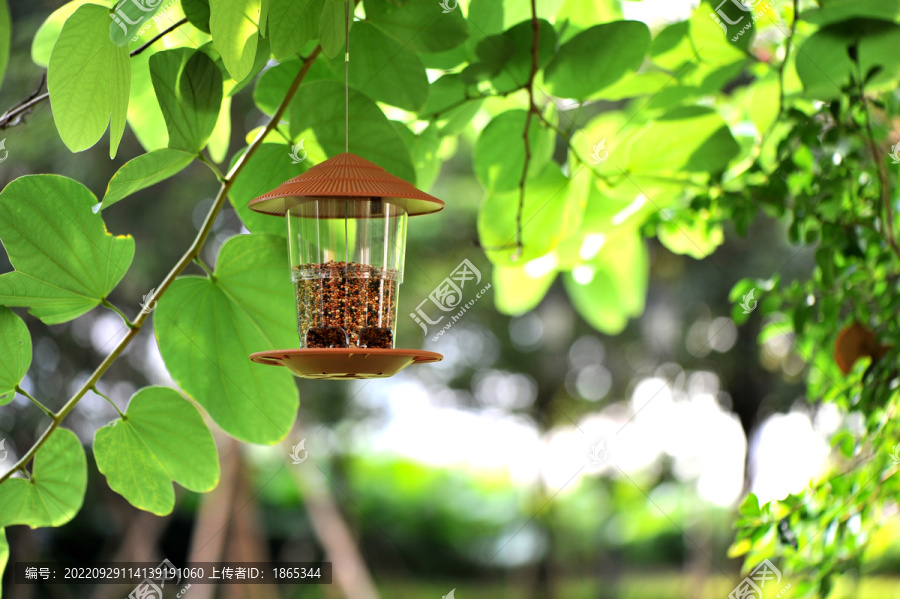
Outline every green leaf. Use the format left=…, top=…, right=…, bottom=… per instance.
left=0, top=0, right=10, bottom=88
left=155, top=234, right=299, bottom=444
left=475, top=19, right=556, bottom=94
left=47, top=4, right=131, bottom=158
left=128, top=49, right=170, bottom=152
left=477, top=163, right=582, bottom=265
left=269, top=0, right=324, bottom=59
left=740, top=493, right=762, bottom=517
left=421, top=74, right=473, bottom=118
left=493, top=263, right=555, bottom=315
left=31, top=0, right=94, bottom=68
left=473, top=109, right=554, bottom=192
left=108, top=0, right=169, bottom=46
left=0, top=307, right=31, bottom=405
left=150, top=48, right=224, bottom=153
left=228, top=143, right=308, bottom=236
left=658, top=215, right=724, bottom=259
left=289, top=80, right=416, bottom=182
left=0, top=528, right=7, bottom=592
left=94, top=387, right=219, bottom=516
left=0, top=429, right=87, bottom=529
left=563, top=231, right=648, bottom=335
left=209, top=0, right=262, bottom=80
left=326, top=21, right=428, bottom=111
left=625, top=107, right=739, bottom=174
left=0, top=175, right=135, bottom=325
left=100, top=149, right=195, bottom=211
left=366, top=0, right=468, bottom=53
left=545, top=21, right=650, bottom=100
left=182, top=0, right=212, bottom=34
left=319, top=0, right=348, bottom=59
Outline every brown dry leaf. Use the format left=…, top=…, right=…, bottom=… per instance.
left=834, top=322, right=889, bottom=375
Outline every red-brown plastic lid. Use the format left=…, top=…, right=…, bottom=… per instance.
left=249, top=152, right=445, bottom=217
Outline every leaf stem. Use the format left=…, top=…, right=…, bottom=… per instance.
left=0, top=45, right=325, bottom=485
left=194, top=257, right=215, bottom=278
left=197, top=152, right=226, bottom=182
left=91, top=386, right=125, bottom=419
left=131, top=18, right=189, bottom=58
left=15, top=385, right=55, bottom=420
left=101, top=298, right=136, bottom=329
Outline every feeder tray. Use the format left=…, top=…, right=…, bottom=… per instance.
left=249, top=348, right=443, bottom=379
left=246, top=152, right=445, bottom=380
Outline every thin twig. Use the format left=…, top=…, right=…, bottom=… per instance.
left=15, top=386, right=54, bottom=420
left=0, top=18, right=188, bottom=131
left=91, top=386, right=125, bottom=419
left=101, top=298, right=136, bottom=329
left=513, top=0, right=542, bottom=261
left=0, top=46, right=324, bottom=485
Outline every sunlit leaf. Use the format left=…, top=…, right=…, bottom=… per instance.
left=544, top=21, right=650, bottom=99
left=473, top=109, right=554, bottom=192
left=366, top=0, right=468, bottom=53
left=0, top=175, right=134, bottom=325
left=0, top=307, right=31, bottom=405
left=47, top=4, right=131, bottom=157
left=182, top=0, right=212, bottom=33
left=150, top=47, right=223, bottom=153
left=209, top=0, right=262, bottom=80
left=94, top=387, right=219, bottom=515
left=155, top=234, right=299, bottom=444
left=31, top=0, right=94, bottom=67
left=100, top=149, right=195, bottom=211
left=493, top=263, right=556, bottom=315
left=0, top=429, right=87, bottom=529
left=269, top=0, right=324, bottom=59
left=108, top=0, right=169, bottom=46
left=319, top=0, right=348, bottom=59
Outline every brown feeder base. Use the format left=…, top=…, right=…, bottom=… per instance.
left=248, top=348, right=443, bottom=380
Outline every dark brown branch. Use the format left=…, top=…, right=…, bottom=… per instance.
left=0, top=17, right=188, bottom=131
left=513, top=0, right=542, bottom=261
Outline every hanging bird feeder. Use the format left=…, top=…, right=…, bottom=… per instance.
left=247, top=154, right=444, bottom=379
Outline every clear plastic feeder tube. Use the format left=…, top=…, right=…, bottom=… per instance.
left=287, top=197, right=408, bottom=349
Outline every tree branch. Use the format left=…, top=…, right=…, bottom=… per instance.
left=0, top=18, right=188, bottom=131
left=513, top=0, right=542, bottom=261
left=0, top=45, right=323, bottom=485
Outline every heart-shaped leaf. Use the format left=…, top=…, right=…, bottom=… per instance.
left=0, top=175, right=135, bottom=325
left=0, top=307, right=31, bottom=405
left=94, top=387, right=219, bottom=515
left=0, top=429, right=87, bottom=529
left=155, top=234, right=299, bottom=444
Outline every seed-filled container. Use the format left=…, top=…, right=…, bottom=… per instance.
left=289, top=198, right=406, bottom=348
left=247, top=153, right=445, bottom=368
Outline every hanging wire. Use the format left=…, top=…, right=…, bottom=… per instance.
left=344, top=0, right=351, bottom=264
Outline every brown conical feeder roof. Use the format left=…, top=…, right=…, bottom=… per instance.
left=248, top=152, right=445, bottom=217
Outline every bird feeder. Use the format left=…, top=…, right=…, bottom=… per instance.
left=247, top=152, right=444, bottom=379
